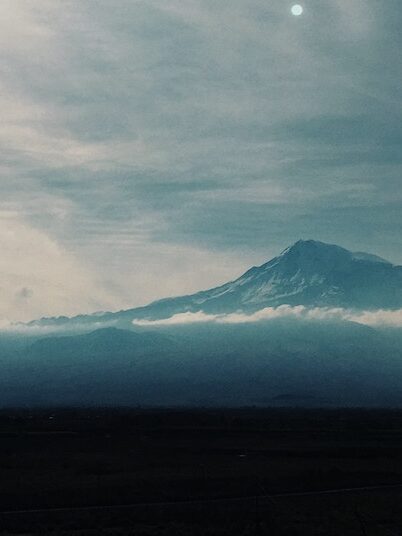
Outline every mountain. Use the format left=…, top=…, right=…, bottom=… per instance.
left=30, top=327, right=171, bottom=356
left=3, top=240, right=402, bottom=408
left=3, top=320, right=402, bottom=407
left=2, top=239, right=401, bottom=408
left=31, top=240, right=402, bottom=329
left=0, top=328, right=182, bottom=406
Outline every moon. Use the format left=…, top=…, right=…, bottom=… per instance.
left=291, top=4, right=304, bottom=16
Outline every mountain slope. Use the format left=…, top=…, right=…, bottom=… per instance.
left=31, top=240, right=402, bottom=328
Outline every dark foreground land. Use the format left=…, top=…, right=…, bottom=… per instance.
left=1, top=408, right=402, bottom=534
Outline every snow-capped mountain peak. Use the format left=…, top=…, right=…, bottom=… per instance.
left=30, top=240, right=402, bottom=327
left=135, top=239, right=401, bottom=317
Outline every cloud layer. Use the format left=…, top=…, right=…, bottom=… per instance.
left=133, top=306, right=402, bottom=328
left=1, top=1, right=401, bottom=320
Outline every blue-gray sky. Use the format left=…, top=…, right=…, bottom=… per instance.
left=1, top=0, right=401, bottom=321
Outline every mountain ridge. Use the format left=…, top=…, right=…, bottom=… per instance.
left=29, top=240, right=402, bottom=328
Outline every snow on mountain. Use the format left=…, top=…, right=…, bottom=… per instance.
left=185, top=240, right=401, bottom=310
left=30, top=240, right=402, bottom=328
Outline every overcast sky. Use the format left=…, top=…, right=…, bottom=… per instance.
left=1, top=0, right=401, bottom=321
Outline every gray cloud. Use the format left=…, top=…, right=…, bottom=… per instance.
left=16, top=287, right=34, bottom=301
left=0, top=0, right=401, bottom=320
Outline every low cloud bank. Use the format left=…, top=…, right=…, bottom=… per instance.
left=133, top=306, right=402, bottom=328
left=2, top=306, right=402, bottom=337
left=0, top=320, right=118, bottom=337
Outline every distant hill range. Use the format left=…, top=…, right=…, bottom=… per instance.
left=31, top=240, right=402, bottom=329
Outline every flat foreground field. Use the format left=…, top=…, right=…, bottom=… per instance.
left=1, top=407, right=402, bottom=534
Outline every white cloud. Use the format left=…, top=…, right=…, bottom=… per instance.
left=134, top=311, right=218, bottom=326
left=350, top=309, right=402, bottom=328
left=133, top=305, right=402, bottom=328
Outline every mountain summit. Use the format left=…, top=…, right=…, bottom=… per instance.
left=32, top=240, right=402, bottom=328
left=134, top=239, right=400, bottom=318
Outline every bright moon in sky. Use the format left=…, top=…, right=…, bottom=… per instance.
left=291, top=4, right=304, bottom=16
